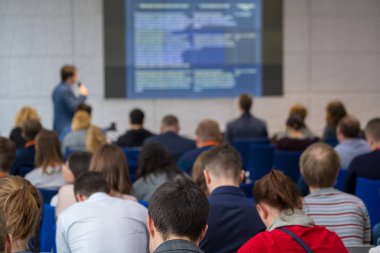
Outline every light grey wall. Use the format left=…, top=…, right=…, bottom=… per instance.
left=0, top=0, right=379, bottom=139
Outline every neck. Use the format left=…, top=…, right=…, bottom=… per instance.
left=130, top=124, right=143, bottom=130
left=12, top=239, right=28, bottom=252
left=198, top=140, right=219, bottom=148
left=371, top=143, right=380, bottom=151
left=287, top=130, right=303, bottom=138
left=152, top=235, right=197, bottom=252
left=309, top=186, right=322, bottom=193
left=209, top=180, right=239, bottom=194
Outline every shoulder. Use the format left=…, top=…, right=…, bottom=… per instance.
left=238, top=232, right=267, bottom=253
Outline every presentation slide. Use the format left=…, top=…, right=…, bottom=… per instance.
left=125, top=0, right=262, bottom=98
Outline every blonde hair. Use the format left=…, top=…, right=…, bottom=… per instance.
left=195, top=119, right=222, bottom=143
left=71, top=111, right=91, bottom=131
left=86, top=126, right=107, bottom=154
left=289, top=103, right=308, bottom=121
left=14, top=107, right=40, bottom=128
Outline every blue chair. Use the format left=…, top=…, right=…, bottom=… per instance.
left=324, top=137, right=339, bottom=147
left=355, top=177, right=380, bottom=227
left=39, top=204, right=56, bottom=253
left=138, top=200, right=149, bottom=208
left=273, top=150, right=302, bottom=182
left=122, top=148, right=141, bottom=182
left=240, top=182, right=255, bottom=198
left=18, top=166, right=34, bottom=177
left=38, top=189, right=59, bottom=204
left=335, top=169, right=347, bottom=191
left=247, top=144, right=274, bottom=181
left=232, top=138, right=270, bottom=168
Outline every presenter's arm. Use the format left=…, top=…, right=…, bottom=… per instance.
left=62, top=85, right=88, bottom=114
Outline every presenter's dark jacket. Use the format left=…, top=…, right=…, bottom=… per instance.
left=52, top=82, right=86, bottom=135
left=154, top=239, right=204, bottom=253
left=200, top=186, right=265, bottom=253
left=116, top=128, right=154, bottom=147
left=144, top=131, right=195, bottom=161
left=226, top=112, right=268, bottom=143
left=9, top=141, right=36, bottom=176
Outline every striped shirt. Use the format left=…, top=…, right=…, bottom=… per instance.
left=303, top=188, right=371, bottom=246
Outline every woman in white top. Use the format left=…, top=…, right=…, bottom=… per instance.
left=26, top=130, right=65, bottom=189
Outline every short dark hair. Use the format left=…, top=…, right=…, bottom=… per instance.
left=76, top=103, right=92, bottom=116
left=149, top=178, right=209, bottom=242
left=286, top=115, right=305, bottom=131
left=130, top=109, right=145, bottom=125
left=338, top=115, right=361, bottom=138
left=74, top=171, right=111, bottom=197
left=67, top=152, right=92, bottom=179
left=365, top=118, right=380, bottom=143
left=0, top=137, right=15, bottom=172
left=22, top=119, right=42, bottom=141
left=239, top=93, right=253, bottom=113
left=61, top=65, right=76, bottom=82
left=203, top=145, right=242, bottom=182
left=162, top=115, right=179, bottom=127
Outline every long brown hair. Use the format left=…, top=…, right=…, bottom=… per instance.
left=35, top=130, right=64, bottom=171
left=89, top=144, right=133, bottom=195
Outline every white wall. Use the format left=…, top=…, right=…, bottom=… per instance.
left=0, top=0, right=379, bottom=139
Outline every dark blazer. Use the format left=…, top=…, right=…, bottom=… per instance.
left=178, top=146, right=214, bottom=174
left=116, top=128, right=154, bottom=147
left=52, top=83, right=86, bottom=135
left=154, top=239, right=204, bottom=253
left=144, top=132, right=195, bottom=161
left=200, top=186, right=265, bottom=253
left=10, top=145, right=36, bottom=176
left=226, top=113, right=268, bottom=143
left=9, top=127, right=26, bottom=149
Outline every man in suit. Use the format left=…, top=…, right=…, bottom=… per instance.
left=144, top=115, right=195, bottom=160
left=52, top=65, right=88, bottom=135
left=200, top=145, right=265, bottom=253
left=226, top=93, right=268, bottom=143
left=148, top=178, right=209, bottom=253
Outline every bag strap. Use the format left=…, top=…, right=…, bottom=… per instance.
left=277, top=227, right=314, bottom=253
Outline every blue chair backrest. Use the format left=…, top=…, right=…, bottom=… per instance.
left=247, top=144, right=274, bottom=181
left=240, top=182, right=255, bottom=198
left=39, top=189, right=59, bottom=204
left=324, top=137, right=339, bottom=147
left=39, top=204, right=56, bottom=253
left=273, top=150, right=302, bottom=182
left=335, top=169, right=347, bottom=191
left=18, top=166, right=34, bottom=177
left=122, top=148, right=141, bottom=181
left=232, top=138, right=270, bottom=168
left=138, top=200, right=149, bottom=208
left=355, top=177, right=380, bottom=227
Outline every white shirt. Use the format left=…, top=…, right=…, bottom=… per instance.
left=25, top=166, right=65, bottom=189
left=56, top=192, right=149, bottom=253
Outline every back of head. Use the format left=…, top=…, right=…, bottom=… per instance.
left=74, top=171, right=111, bottom=198
left=22, top=119, right=42, bottom=141
left=195, top=119, right=222, bottom=143
left=191, top=152, right=209, bottom=196
left=67, top=152, right=92, bottom=179
left=149, top=177, right=209, bottom=242
left=239, top=93, right=253, bottom=113
left=130, top=108, right=145, bottom=125
left=286, top=115, right=304, bottom=131
left=254, top=170, right=302, bottom=211
left=0, top=176, right=41, bottom=242
left=161, top=115, right=179, bottom=131
left=35, top=130, right=63, bottom=170
left=326, top=100, right=347, bottom=126
left=337, top=115, right=361, bottom=138
left=203, top=144, right=241, bottom=183
left=0, top=137, right=16, bottom=173
left=61, top=65, right=76, bottom=82
left=0, top=210, right=8, bottom=253
left=289, top=103, right=308, bottom=121
left=85, top=126, right=107, bottom=154
left=89, top=144, right=132, bottom=195
left=14, top=107, right=40, bottom=128
left=71, top=111, right=91, bottom=131
left=365, top=118, right=380, bottom=144
left=300, top=143, right=340, bottom=188
left=75, top=103, right=92, bottom=117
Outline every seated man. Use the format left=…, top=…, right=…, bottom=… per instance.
left=345, top=118, right=380, bottom=194
left=302, top=143, right=371, bottom=246
left=144, top=115, right=195, bottom=160
left=335, top=115, right=370, bottom=169
left=200, top=145, right=265, bottom=253
left=0, top=137, right=15, bottom=178
left=148, top=178, right=209, bottom=253
left=10, top=119, right=42, bottom=176
left=117, top=108, right=154, bottom=147
left=226, top=93, right=268, bottom=143
left=56, top=171, right=149, bottom=253
left=178, top=119, right=222, bottom=174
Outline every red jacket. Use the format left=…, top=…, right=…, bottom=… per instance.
left=238, top=225, right=348, bottom=253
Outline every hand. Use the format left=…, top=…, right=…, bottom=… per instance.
left=79, top=84, right=89, bottom=97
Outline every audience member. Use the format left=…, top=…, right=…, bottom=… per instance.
left=301, top=143, right=371, bottom=246
left=134, top=143, right=182, bottom=202
left=89, top=144, right=135, bottom=200
left=117, top=108, right=154, bottom=147
left=0, top=137, right=15, bottom=178
left=62, top=111, right=91, bottom=153
left=56, top=171, right=149, bottom=253
left=55, top=152, right=92, bottom=217
left=345, top=118, right=380, bottom=193
left=52, top=65, right=88, bottom=135
left=335, top=115, right=370, bottom=169
left=0, top=176, right=42, bottom=253
left=226, top=93, right=268, bottom=143
left=191, top=152, right=209, bottom=196
left=60, top=103, right=92, bottom=140
left=148, top=178, right=209, bottom=253
left=0, top=210, right=11, bottom=253
left=144, top=115, right=195, bottom=160
left=323, top=100, right=347, bottom=141
left=178, top=119, right=222, bottom=174
left=238, top=170, right=347, bottom=253
left=289, top=103, right=314, bottom=138
left=25, top=130, right=65, bottom=189
left=9, top=106, right=40, bottom=149
left=275, top=115, right=318, bottom=151
left=10, top=119, right=42, bottom=176
left=85, top=125, right=107, bottom=154
left=200, top=145, right=265, bottom=253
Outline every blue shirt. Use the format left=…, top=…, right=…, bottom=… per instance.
left=200, top=186, right=265, bottom=253
left=178, top=146, right=214, bottom=174
left=10, top=145, right=35, bottom=176
left=335, top=139, right=370, bottom=169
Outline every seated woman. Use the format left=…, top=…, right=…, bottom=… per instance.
left=85, top=126, right=107, bottom=154
left=133, top=143, right=182, bottom=201
left=275, top=115, right=318, bottom=151
left=55, top=151, right=92, bottom=217
left=62, top=111, right=91, bottom=153
left=25, top=130, right=65, bottom=189
left=238, top=170, right=347, bottom=253
left=191, top=151, right=209, bottom=197
left=323, top=100, right=347, bottom=141
left=89, top=144, right=135, bottom=200
left=0, top=176, right=42, bottom=253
